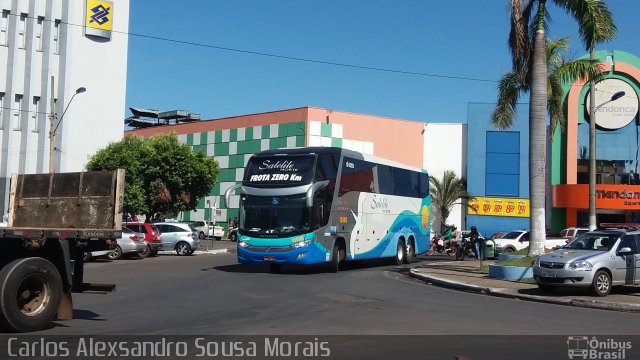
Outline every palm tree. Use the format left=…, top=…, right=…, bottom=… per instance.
left=506, top=0, right=616, bottom=257
left=429, top=170, right=473, bottom=232
left=492, top=37, right=604, bottom=136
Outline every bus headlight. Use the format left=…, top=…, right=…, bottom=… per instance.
left=238, top=241, right=249, bottom=248
left=292, top=239, right=313, bottom=249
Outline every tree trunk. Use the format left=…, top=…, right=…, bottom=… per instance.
left=528, top=24, right=547, bottom=257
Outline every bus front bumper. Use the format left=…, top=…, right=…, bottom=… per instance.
left=237, top=242, right=328, bottom=265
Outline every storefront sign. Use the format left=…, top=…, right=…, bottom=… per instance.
left=585, top=79, right=638, bottom=130
left=552, top=184, right=640, bottom=209
left=468, top=197, right=530, bottom=217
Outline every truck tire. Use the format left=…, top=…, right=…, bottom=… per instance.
left=0, top=257, right=63, bottom=332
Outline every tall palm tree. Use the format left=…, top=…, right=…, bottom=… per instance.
left=492, top=37, right=604, bottom=136
left=429, top=170, right=473, bottom=232
left=506, top=0, right=616, bottom=257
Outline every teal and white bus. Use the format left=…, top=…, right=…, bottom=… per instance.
left=225, top=147, right=431, bottom=272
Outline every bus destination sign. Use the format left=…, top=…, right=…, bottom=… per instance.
left=245, top=155, right=315, bottom=185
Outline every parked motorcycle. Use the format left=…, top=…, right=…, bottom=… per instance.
left=428, top=235, right=456, bottom=256
left=455, top=236, right=477, bottom=261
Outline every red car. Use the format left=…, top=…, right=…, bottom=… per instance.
left=123, top=222, right=163, bottom=256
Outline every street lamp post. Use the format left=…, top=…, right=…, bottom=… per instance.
left=588, top=90, right=625, bottom=230
left=48, top=83, right=86, bottom=173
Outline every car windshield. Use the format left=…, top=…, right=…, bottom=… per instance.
left=501, top=231, right=524, bottom=240
left=240, top=193, right=310, bottom=237
left=564, top=233, right=620, bottom=251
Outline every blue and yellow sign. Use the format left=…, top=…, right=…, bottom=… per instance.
left=468, top=196, right=530, bottom=217
left=85, top=0, right=113, bottom=39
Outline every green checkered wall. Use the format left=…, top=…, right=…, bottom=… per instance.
left=179, top=122, right=306, bottom=228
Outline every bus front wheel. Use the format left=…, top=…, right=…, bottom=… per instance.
left=328, top=243, right=343, bottom=273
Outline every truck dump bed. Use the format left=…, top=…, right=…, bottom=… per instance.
left=1, top=170, right=124, bottom=238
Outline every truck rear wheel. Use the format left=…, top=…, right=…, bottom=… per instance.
left=0, top=257, right=63, bottom=332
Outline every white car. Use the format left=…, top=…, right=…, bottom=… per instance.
left=493, top=230, right=566, bottom=253
left=191, top=220, right=225, bottom=240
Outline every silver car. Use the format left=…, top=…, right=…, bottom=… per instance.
left=108, top=227, right=148, bottom=260
left=533, top=230, right=640, bottom=296
left=154, top=222, right=200, bottom=256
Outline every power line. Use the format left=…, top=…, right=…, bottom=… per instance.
left=7, top=11, right=499, bottom=84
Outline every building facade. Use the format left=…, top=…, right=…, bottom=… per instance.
left=127, top=107, right=467, bottom=233
left=551, top=50, right=640, bottom=229
left=465, top=50, right=640, bottom=237
left=0, top=0, right=129, bottom=213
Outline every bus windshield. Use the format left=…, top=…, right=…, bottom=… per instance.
left=239, top=193, right=310, bottom=237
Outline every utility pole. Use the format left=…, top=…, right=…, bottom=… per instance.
left=48, top=76, right=56, bottom=174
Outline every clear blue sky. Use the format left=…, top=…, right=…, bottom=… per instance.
left=125, top=1, right=640, bottom=124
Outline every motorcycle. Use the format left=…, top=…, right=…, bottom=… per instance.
left=455, top=236, right=477, bottom=261
left=428, top=234, right=456, bottom=256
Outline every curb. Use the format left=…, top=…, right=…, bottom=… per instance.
left=408, top=268, right=640, bottom=313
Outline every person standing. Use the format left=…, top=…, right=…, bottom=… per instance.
left=469, top=226, right=482, bottom=260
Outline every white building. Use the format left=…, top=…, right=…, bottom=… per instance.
left=0, top=0, right=129, bottom=213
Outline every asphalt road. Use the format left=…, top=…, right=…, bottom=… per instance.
left=26, top=252, right=640, bottom=336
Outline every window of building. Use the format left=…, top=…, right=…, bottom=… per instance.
left=53, top=19, right=60, bottom=54
left=18, top=13, right=26, bottom=49
left=13, top=94, right=23, bottom=130
left=485, top=131, right=520, bottom=196
left=0, top=10, right=9, bottom=46
left=35, top=16, right=44, bottom=51
left=31, top=96, right=40, bottom=132
left=0, top=92, right=4, bottom=129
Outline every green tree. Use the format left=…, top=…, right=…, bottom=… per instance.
left=429, top=170, right=473, bottom=232
left=506, top=0, right=616, bottom=256
left=492, top=37, right=604, bottom=136
left=86, top=133, right=220, bottom=221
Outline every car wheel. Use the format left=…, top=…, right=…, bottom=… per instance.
left=83, top=252, right=92, bottom=262
left=175, top=242, right=192, bottom=256
left=403, top=240, right=414, bottom=264
left=591, top=270, right=612, bottom=297
left=0, top=257, right=63, bottom=332
left=455, top=246, right=465, bottom=261
left=198, top=232, right=205, bottom=240
left=149, top=248, right=159, bottom=257
left=138, top=245, right=150, bottom=258
left=108, top=246, right=122, bottom=260
left=503, top=247, right=515, bottom=253
left=538, top=284, right=556, bottom=293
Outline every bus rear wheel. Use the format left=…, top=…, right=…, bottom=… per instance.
left=391, top=240, right=404, bottom=265
left=403, top=240, right=414, bottom=264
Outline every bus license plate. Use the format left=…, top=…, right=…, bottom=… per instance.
left=263, top=256, right=276, bottom=262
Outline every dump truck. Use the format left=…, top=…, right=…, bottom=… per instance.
left=0, top=170, right=124, bottom=332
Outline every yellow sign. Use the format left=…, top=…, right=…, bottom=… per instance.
left=468, top=197, right=530, bottom=217
left=85, top=0, right=113, bottom=33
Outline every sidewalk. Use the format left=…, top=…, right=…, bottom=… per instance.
left=409, top=259, right=640, bottom=312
